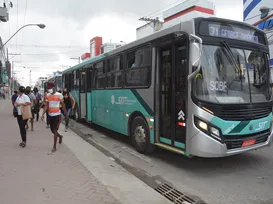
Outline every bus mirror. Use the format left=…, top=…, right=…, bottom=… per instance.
left=188, top=34, right=203, bottom=81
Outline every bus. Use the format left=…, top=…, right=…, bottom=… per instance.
left=44, top=73, right=63, bottom=93
left=61, top=17, right=273, bottom=158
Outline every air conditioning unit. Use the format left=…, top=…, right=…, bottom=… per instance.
left=0, top=7, right=8, bottom=22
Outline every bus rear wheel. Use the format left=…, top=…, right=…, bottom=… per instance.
left=131, top=116, right=155, bottom=154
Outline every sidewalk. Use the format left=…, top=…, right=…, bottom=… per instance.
left=0, top=100, right=120, bottom=204
left=0, top=100, right=171, bottom=204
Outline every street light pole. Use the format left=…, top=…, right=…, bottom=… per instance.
left=2, top=23, right=46, bottom=47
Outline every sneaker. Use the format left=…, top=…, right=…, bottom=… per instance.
left=65, top=127, right=68, bottom=132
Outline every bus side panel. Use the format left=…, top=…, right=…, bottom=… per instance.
left=86, top=92, right=92, bottom=122
left=91, top=89, right=153, bottom=136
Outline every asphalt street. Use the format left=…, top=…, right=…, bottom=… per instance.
left=68, top=119, right=273, bottom=204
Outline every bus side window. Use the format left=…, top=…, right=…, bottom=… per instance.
left=93, top=61, right=106, bottom=89
left=125, top=46, right=151, bottom=87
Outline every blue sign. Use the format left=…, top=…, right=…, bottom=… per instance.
left=257, top=19, right=273, bottom=30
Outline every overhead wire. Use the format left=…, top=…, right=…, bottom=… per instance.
left=7, top=44, right=87, bottom=48
left=16, top=47, right=88, bottom=56
left=15, top=0, right=18, bottom=48
left=20, top=0, right=28, bottom=62
left=141, top=0, right=187, bottom=19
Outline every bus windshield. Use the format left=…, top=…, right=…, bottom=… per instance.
left=193, top=44, right=273, bottom=104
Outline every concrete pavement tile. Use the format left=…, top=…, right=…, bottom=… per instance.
left=0, top=100, right=120, bottom=204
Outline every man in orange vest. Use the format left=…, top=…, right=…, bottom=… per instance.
left=41, top=82, right=67, bottom=153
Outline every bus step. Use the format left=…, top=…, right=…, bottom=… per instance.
left=155, top=143, right=186, bottom=155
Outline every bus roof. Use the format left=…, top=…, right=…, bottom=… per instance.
left=62, top=17, right=266, bottom=74
left=62, top=21, right=183, bottom=74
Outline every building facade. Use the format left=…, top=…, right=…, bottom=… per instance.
left=243, top=0, right=273, bottom=67
left=136, top=0, right=214, bottom=39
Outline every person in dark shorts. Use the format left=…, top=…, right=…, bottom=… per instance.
left=41, top=83, right=67, bottom=152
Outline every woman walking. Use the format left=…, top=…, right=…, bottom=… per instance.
left=14, top=86, right=31, bottom=148
left=62, top=88, right=75, bottom=132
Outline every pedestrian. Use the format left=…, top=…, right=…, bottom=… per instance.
left=33, top=87, right=42, bottom=121
left=25, top=86, right=37, bottom=131
left=41, top=82, right=67, bottom=152
left=40, top=91, right=50, bottom=128
left=11, top=91, right=18, bottom=107
left=62, top=88, right=75, bottom=132
left=14, top=86, right=31, bottom=148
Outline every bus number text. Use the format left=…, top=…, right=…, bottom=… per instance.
left=210, top=81, right=227, bottom=91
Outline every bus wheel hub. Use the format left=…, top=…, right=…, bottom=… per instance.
left=134, top=126, right=146, bottom=145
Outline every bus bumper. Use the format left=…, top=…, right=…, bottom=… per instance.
left=188, top=130, right=273, bottom=158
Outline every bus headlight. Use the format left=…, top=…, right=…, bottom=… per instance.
left=210, top=127, right=220, bottom=137
left=198, top=121, right=208, bottom=131
left=194, top=116, right=222, bottom=140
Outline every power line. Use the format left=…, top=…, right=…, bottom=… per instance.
left=7, top=44, right=87, bottom=48
left=20, top=0, right=28, bottom=63
left=142, top=0, right=188, bottom=19
left=16, top=0, right=18, bottom=47
left=16, top=48, right=88, bottom=56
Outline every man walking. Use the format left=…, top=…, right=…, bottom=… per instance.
left=41, top=82, right=67, bottom=152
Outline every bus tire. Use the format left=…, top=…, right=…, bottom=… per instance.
left=131, top=116, right=155, bottom=154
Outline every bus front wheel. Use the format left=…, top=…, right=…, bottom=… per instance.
left=131, top=116, right=155, bottom=154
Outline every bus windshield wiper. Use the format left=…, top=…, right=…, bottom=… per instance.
left=220, top=41, right=241, bottom=73
left=220, top=41, right=243, bottom=88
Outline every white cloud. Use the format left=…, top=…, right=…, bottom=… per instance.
left=1, top=0, right=243, bottom=86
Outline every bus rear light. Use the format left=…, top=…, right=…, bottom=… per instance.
left=178, top=122, right=186, bottom=127
left=147, top=118, right=154, bottom=122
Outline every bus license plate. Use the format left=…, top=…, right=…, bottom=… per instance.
left=242, top=139, right=256, bottom=147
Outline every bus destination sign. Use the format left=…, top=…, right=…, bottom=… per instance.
left=198, top=21, right=266, bottom=45
left=209, top=24, right=259, bottom=43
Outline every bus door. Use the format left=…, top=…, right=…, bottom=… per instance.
left=158, top=37, right=188, bottom=150
left=86, top=67, right=93, bottom=122
left=79, top=69, right=87, bottom=119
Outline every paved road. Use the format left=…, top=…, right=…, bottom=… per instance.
left=68, top=119, right=273, bottom=204
left=0, top=100, right=120, bottom=204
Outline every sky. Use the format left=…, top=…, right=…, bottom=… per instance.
left=0, top=0, right=243, bottom=86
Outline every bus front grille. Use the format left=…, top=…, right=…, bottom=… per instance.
left=217, top=106, right=272, bottom=121
left=223, top=130, right=270, bottom=150
left=201, top=102, right=272, bottom=121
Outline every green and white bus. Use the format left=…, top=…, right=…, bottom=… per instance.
left=61, top=17, right=273, bottom=158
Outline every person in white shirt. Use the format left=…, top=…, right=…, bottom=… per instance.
left=14, top=86, right=31, bottom=148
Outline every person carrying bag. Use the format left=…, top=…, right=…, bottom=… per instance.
left=14, top=86, right=32, bottom=148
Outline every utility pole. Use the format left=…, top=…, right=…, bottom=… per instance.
left=139, top=17, right=163, bottom=32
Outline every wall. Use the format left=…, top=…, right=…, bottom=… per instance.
left=136, top=0, right=214, bottom=39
